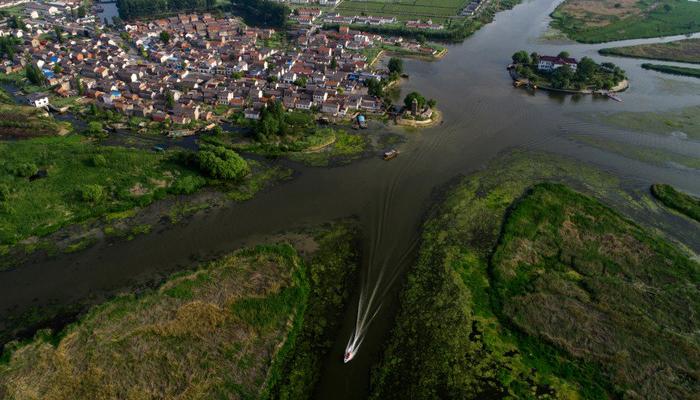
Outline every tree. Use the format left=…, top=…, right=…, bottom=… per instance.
left=330, top=57, right=337, bottom=70
left=388, top=57, right=403, bottom=75
left=530, top=52, right=540, bottom=64
left=293, top=76, right=307, bottom=87
left=165, top=90, right=175, bottom=109
left=196, top=145, right=250, bottom=180
left=427, top=99, right=437, bottom=109
left=160, top=31, right=171, bottom=44
left=228, top=0, right=289, bottom=29
left=25, top=63, right=46, bottom=86
left=511, top=50, right=530, bottom=65
left=77, top=5, right=86, bottom=18
left=54, top=26, right=64, bottom=43
left=550, top=64, right=574, bottom=89
left=557, top=51, right=570, bottom=59
left=404, top=92, right=426, bottom=109
left=575, top=56, right=597, bottom=83
left=366, top=78, right=383, bottom=97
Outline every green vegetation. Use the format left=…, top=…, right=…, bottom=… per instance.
left=265, top=223, right=360, bottom=399
left=641, top=63, right=700, bottom=79
left=116, top=0, right=217, bottom=20
left=336, top=0, right=470, bottom=24
left=651, top=183, right=700, bottom=222
left=599, top=38, right=700, bottom=64
left=0, top=245, right=307, bottom=399
left=371, top=153, right=699, bottom=399
left=551, top=0, right=700, bottom=43
left=0, top=135, right=202, bottom=245
left=195, top=144, right=250, bottom=180
left=512, top=51, right=626, bottom=91
left=599, top=105, right=700, bottom=140
left=0, top=104, right=71, bottom=137
left=228, top=0, right=289, bottom=29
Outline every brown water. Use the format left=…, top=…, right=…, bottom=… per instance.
left=2, top=0, right=699, bottom=398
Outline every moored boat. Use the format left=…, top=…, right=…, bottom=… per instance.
left=383, top=149, right=399, bottom=160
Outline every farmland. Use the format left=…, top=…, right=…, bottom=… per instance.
left=550, top=0, right=700, bottom=43
left=336, top=0, right=470, bottom=23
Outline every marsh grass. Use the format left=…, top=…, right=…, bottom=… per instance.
left=0, top=244, right=307, bottom=399
left=651, top=183, right=700, bottom=222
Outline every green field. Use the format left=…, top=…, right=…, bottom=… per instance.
left=371, top=156, right=700, bottom=399
left=642, top=63, right=700, bottom=79
left=336, top=0, right=469, bottom=23
left=600, top=38, right=700, bottom=64
left=551, top=0, right=700, bottom=43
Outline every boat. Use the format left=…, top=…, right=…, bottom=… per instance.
left=344, top=350, right=355, bottom=363
left=383, top=149, right=399, bottom=160
left=606, top=92, right=623, bottom=102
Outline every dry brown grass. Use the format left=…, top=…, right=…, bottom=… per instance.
left=557, top=0, right=647, bottom=27
left=0, top=247, right=303, bottom=400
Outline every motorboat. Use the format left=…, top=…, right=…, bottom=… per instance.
left=344, top=350, right=355, bottom=363
left=383, top=149, right=399, bottom=160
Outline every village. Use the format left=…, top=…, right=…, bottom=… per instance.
left=0, top=0, right=446, bottom=136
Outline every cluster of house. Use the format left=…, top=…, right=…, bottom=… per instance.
left=273, top=0, right=340, bottom=5
left=2, top=9, right=393, bottom=124
left=536, top=55, right=578, bottom=72
left=460, top=0, right=485, bottom=17
left=405, top=19, right=444, bottom=30
left=0, top=0, right=94, bottom=38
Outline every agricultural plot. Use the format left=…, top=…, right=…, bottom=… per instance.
left=336, top=0, right=470, bottom=23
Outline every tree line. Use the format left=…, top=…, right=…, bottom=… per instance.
left=227, top=0, right=289, bottom=29
left=116, top=0, right=216, bottom=20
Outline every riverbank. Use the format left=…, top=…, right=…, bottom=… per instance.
left=642, top=63, right=700, bottom=79
left=509, top=66, right=629, bottom=94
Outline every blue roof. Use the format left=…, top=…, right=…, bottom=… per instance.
left=50, top=56, right=58, bottom=63
left=42, top=69, right=54, bottom=78
left=111, top=90, right=121, bottom=97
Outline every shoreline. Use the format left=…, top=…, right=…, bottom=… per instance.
left=395, top=109, right=442, bottom=128
left=509, top=66, right=629, bottom=94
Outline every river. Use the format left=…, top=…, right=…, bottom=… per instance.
left=2, top=0, right=699, bottom=398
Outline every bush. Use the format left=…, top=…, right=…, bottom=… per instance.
left=170, top=175, right=206, bottom=195
left=8, top=162, right=38, bottom=177
left=91, top=154, right=107, bottom=167
left=80, top=184, right=105, bottom=203
left=0, top=184, right=10, bottom=201
left=196, top=145, right=250, bottom=180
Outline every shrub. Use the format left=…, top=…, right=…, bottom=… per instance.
left=80, top=184, right=105, bottom=203
left=0, top=184, right=9, bottom=201
left=196, top=145, right=250, bottom=180
left=8, top=162, right=38, bottom=177
left=91, top=154, right=107, bottom=167
left=170, top=175, right=206, bottom=195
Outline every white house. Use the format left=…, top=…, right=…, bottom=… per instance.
left=26, top=93, right=49, bottom=108
left=537, top=55, right=578, bottom=72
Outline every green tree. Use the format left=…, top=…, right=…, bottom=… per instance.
left=404, top=91, right=426, bottom=109
left=165, top=90, right=175, bottom=109
left=25, top=63, right=46, bottom=86
left=196, top=145, right=250, bottom=180
left=557, top=51, right=570, bottom=59
left=388, top=57, right=403, bottom=75
left=330, top=57, right=337, bottom=70
left=511, top=50, right=530, bottom=65
left=77, top=5, right=86, bottom=18
left=160, top=31, right=171, bottom=44
left=366, top=78, right=383, bottom=97
left=427, top=99, right=437, bottom=109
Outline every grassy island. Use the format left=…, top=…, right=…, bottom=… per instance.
left=651, top=183, right=700, bottom=222
left=551, top=0, right=700, bottom=43
left=0, top=223, right=360, bottom=400
left=600, top=38, right=700, bottom=64
left=510, top=50, right=627, bottom=92
left=371, top=156, right=699, bottom=399
left=641, top=63, right=700, bottom=79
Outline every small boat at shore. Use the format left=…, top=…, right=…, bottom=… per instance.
left=383, top=149, right=399, bottom=160
left=606, top=92, right=623, bottom=102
